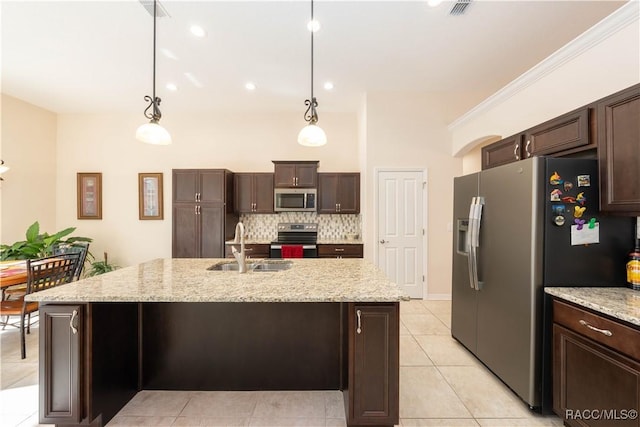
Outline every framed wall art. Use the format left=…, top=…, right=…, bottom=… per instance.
left=77, top=173, right=102, bottom=219
left=138, top=173, right=163, bottom=220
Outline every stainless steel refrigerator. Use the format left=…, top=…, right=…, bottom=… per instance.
left=451, top=156, right=634, bottom=412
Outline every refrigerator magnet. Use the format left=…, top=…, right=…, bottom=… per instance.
left=576, top=192, right=586, bottom=205
left=588, top=218, right=597, bottom=229
left=564, top=182, right=573, bottom=192
left=561, top=196, right=576, bottom=204
left=550, top=189, right=562, bottom=201
left=577, top=175, right=591, bottom=187
left=551, top=204, right=565, bottom=215
left=574, top=206, right=586, bottom=218
left=549, top=172, right=563, bottom=185
left=574, top=218, right=586, bottom=230
left=554, top=215, right=566, bottom=226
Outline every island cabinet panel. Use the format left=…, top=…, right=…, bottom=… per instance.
left=523, top=108, right=591, bottom=158
left=172, top=169, right=237, bottom=258
left=597, top=84, right=640, bottom=214
left=481, top=135, right=523, bottom=170
left=347, top=303, right=399, bottom=426
left=318, top=173, right=360, bottom=214
left=39, top=304, right=84, bottom=425
left=552, top=299, right=640, bottom=426
left=273, top=161, right=318, bottom=188
left=234, top=173, right=274, bottom=213
left=318, top=244, right=363, bottom=259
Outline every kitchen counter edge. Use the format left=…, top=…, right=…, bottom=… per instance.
left=545, top=287, right=640, bottom=327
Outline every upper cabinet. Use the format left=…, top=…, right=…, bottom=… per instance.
left=317, top=173, right=360, bottom=214
left=523, top=108, right=591, bottom=158
left=234, top=173, right=274, bottom=214
left=597, top=84, right=640, bottom=215
left=173, top=169, right=229, bottom=204
left=481, top=134, right=523, bottom=170
left=273, top=161, right=318, bottom=188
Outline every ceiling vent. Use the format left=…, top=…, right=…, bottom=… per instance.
left=139, top=0, right=170, bottom=18
left=450, top=0, right=472, bottom=16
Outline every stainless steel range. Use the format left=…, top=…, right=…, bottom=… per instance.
left=270, top=223, right=318, bottom=258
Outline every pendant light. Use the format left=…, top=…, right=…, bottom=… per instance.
left=136, top=0, right=171, bottom=145
left=297, top=0, right=327, bottom=147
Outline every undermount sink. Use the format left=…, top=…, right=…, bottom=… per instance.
left=207, top=260, right=293, bottom=272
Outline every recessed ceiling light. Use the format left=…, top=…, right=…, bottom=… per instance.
left=166, top=83, right=178, bottom=91
left=245, top=82, right=257, bottom=91
left=323, top=82, right=334, bottom=90
left=190, top=25, right=207, bottom=38
left=307, top=19, right=321, bottom=32
left=427, top=0, right=443, bottom=7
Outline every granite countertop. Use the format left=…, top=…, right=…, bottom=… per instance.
left=26, top=258, right=409, bottom=303
left=225, top=239, right=272, bottom=245
left=545, top=287, right=640, bottom=327
left=317, top=239, right=363, bottom=245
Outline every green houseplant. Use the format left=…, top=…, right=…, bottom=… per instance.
left=0, top=221, right=92, bottom=261
left=86, top=252, right=119, bottom=277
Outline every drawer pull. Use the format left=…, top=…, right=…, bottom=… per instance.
left=335, top=248, right=345, bottom=252
left=579, top=319, right=613, bottom=337
left=356, top=309, right=362, bottom=334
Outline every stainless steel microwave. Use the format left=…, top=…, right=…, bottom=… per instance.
left=274, top=188, right=317, bottom=212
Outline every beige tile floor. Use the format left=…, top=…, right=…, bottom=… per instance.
left=0, top=301, right=564, bottom=427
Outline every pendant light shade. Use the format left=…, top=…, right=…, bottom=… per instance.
left=136, top=120, right=172, bottom=145
left=298, top=0, right=326, bottom=147
left=137, top=0, right=171, bottom=145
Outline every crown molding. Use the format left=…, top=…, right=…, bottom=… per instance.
left=448, top=1, right=639, bottom=131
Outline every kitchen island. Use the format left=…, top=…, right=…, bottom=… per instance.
left=26, top=258, right=408, bottom=427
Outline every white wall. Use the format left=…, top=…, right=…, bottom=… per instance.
left=1, top=95, right=58, bottom=244
left=363, top=92, right=463, bottom=298
left=52, top=111, right=358, bottom=266
left=451, top=7, right=640, bottom=155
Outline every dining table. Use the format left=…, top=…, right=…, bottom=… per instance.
left=0, top=260, right=28, bottom=300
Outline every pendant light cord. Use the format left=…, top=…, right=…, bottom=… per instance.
left=310, top=0, right=314, bottom=102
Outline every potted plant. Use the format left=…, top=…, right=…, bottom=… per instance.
left=0, top=221, right=92, bottom=260
left=86, top=252, right=119, bottom=277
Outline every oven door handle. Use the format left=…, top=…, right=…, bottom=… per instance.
left=270, top=245, right=317, bottom=250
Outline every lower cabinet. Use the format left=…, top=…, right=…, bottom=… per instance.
left=552, top=299, right=640, bottom=427
left=39, top=304, right=84, bottom=425
left=318, top=244, right=363, bottom=259
left=347, top=303, right=399, bottom=426
left=225, top=243, right=270, bottom=259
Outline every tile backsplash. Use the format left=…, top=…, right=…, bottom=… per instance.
left=239, top=213, right=361, bottom=241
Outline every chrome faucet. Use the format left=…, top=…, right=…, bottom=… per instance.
left=231, top=222, right=247, bottom=273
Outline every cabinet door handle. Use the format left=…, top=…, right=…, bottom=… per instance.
left=525, top=140, right=531, bottom=158
left=296, top=177, right=299, bottom=186
left=293, top=177, right=296, bottom=186
left=514, top=143, right=520, bottom=160
left=338, top=203, right=341, bottom=212
left=195, top=205, right=198, bottom=215
left=579, top=319, right=612, bottom=336
left=70, top=309, right=78, bottom=335
left=356, top=309, right=362, bottom=334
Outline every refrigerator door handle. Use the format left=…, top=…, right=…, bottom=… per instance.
left=467, top=199, right=477, bottom=289
left=468, top=197, right=484, bottom=291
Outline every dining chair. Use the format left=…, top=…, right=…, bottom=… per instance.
left=3, top=242, right=89, bottom=300
left=0, top=253, right=80, bottom=359
left=53, top=242, right=90, bottom=280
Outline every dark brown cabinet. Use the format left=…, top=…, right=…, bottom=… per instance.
left=234, top=173, right=274, bottom=214
left=597, top=84, right=640, bottom=215
left=317, top=173, right=360, bottom=214
left=273, top=161, right=318, bottom=188
left=39, top=304, right=83, bottom=424
left=172, top=169, right=237, bottom=258
left=552, top=299, right=640, bottom=427
left=225, top=243, right=270, bottom=259
left=481, top=134, right=523, bottom=170
left=347, top=303, right=399, bottom=426
left=523, top=108, right=591, bottom=158
left=318, top=244, right=363, bottom=258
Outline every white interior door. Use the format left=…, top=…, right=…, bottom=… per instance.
left=376, top=170, right=425, bottom=299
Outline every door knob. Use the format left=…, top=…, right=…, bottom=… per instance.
left=379, top=239, right=386, bottom=244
